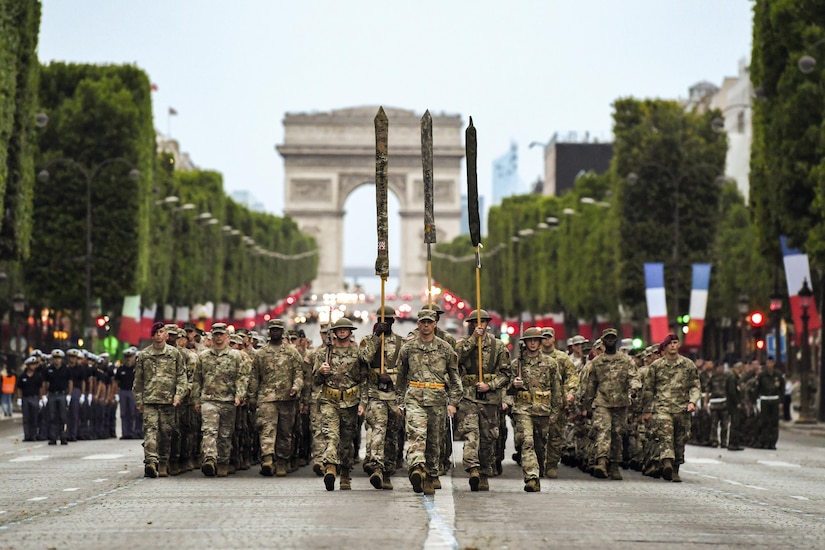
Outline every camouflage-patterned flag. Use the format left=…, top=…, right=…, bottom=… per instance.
left=422, top=110, right=436, bottom=245
left=374, top=107, right=390, bottom=278
left=466, top=116, right=481, bottom=247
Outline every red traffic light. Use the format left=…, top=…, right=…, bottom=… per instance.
left=756, top=339, right=766, bottom=350
left=96, top=316, right=107, bottom=328
left=749, top=311, right=765, bottom=327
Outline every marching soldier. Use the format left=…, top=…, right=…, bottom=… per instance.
left=507, top=327, right=562, bottom=492
left=540, top=327, right=578, bottom=479
left=359, top=305, right=405, bottom=490
left=249, top=319, right=304, bottom=477
left=755, top=357, right=783, bottom=449
left=18, top=356, right=43, bottom=441
left=43, top=349, right=71, bottom=445
left=455, top=309, right=511, bottom=491
left=314, top=318, right=368, bottom=491
left=135, top=322, right=188, bottom=478
left=396, top=308, right=462, bottom=496
left=114, top=347, right=140, bottom=439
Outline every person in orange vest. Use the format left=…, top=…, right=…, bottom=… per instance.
left=2, top=364, right=17, bottom=417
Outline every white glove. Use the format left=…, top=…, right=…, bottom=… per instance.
left=115, top=394, right=120, bottom=403
left=17, top=398, right=22, bottom=407
left=79, top=394, right=85, bottom=405
left=40, top=396, right=47, bottom=408
left=87, top=394, right=93, bottom=404
left=66, top=395, right=72, bottom=406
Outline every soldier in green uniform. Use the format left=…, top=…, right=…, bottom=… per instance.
left=173, top=327, right=199, bottom=474
left=249, top=319, right=304, bottom=476
left=642, top=334, right=701, bottom=482
left=396, top=309, right=462, bottom=496
left=507, top=328, right=562, bottom=492
left=540, top=327, right=578, bottom=479
left=359, top=305, right=405, bottom=490
left=314, top=318, right=368, bottom=491
left=192, top=323, right=250, bottom=477
left=134, top=322, right=188, bottom=478
left=455, top=309, right=511, bottom=491
left=308, top=323, right=330, bottom=476
left=583, top=328, right=639, bottom=480
left=755, top=357, right=783, bottom=449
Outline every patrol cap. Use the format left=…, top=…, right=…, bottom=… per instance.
left=521, top=327, right=544, bottom=340
left=211, top=323, right=228, bottom=334
left=235, top=328, right=249, bottom=336
left=286, top=330, right=299, bottom=339
left=51, top=349, right=65, bottom=358
left=375, top=305, right=396, bottom=318
left=620, top=338, right=633, bottom=350
left=541, top=327, right=555, bottom=338
left=164, top=323, right=179, bottom=334
left=267, top=319, right=286, bottom=330
left=24, top=356, right=38, bottom=365
left=417, top=309, right=437, bottom=322
left=182, top=321, right=197, bottom=331
left=569, top=335, right=587, bottom=346
left=331, top=318, right=356, bottom=330
left=593, top=338, right=603, bottom=348
left=466, top=309, right=492, bottom=322
left=229, top=334, right=243, bottom=345
left=601, top=328, right=618, bottom=338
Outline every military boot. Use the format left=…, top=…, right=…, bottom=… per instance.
left=382, top=477, right=394, bottom=490
left=216, top=463, right=229, bottom=477
left=432, top=476, right=442, bottom=490
left=478, top=474, right=489, bottom=491
left=339, top=470, right=352, bottom=490
left=422, top=474, right=435, bottom=495
left=168, top=461, right=182, bottom=476
left=324, top=464, right=337, bottom=491
left=158, top=463, right=169, bottom=478
left=524, top=478, right=540, bottom=492
left=643, top=461, right=659, bottom=477
left=260, top=455, right=274, bottom=476
left=275, top=459, right=287, bottom=477
left=609, top=463, right=623, bottom=481
left=468, top=467, right=481, bottom=492
left=545, top=468, right=558, bottom=479
left=662, top=458, right=674, bottom=481
left=201, top=458, right=216, bottom=477
left=369, top=468, right=384, bottom=490
left=409, top=466, right=424, bottom=494
left=313, top=462, right=324, bottom=476
left=671, top=463, right=682, bottom=483
left=593, top=458, right=608, bottom=479
left=144, top=463, right=158, bottom=478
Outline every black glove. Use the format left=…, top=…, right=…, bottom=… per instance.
left=373, top=322, right=391, bottom=335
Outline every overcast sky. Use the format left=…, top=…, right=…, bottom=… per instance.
left=38, top=0, right=753, bottom=278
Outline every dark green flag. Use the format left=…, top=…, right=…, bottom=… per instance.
left=374, top=107, right=389, bottom=278
left=422, top=110, right=436, bottom=245
left=466, top=116, right=481, bottom=247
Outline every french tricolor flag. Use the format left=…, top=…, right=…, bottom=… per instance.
left=781, top=237, right=821, bottom=340
left=684, top=264, right=711, bottom=349
left=644, top=263, right=670, bottom=344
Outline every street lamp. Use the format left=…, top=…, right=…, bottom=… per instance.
left=796, top=278, right=815, bottom=424
left=38, top=158, right=140, bottom=348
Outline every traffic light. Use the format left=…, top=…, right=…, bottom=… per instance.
left=96, top=315, right=108, bottom=328
left=749, top=311, right=765, bottom=351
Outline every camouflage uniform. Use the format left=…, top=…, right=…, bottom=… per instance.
left=396, top=328, right=462, bottom=481
left=192, top=343, right=250, bottom=472
left=583, top=347, right=638, bottom=477
left=544, top=346, right=577, bottom=474
left=307, top=344, right=328, bottom=472
left=508, top=342, right=562, bottom=489
left=643, top=352, right=701, bottom=477
left=359, top=328, right=405, bottom=480
left=134, top=343, right=188, bottom=471
left=249, top=339, right=304, bottom=474
left=455, top=328, right=511, bottom=481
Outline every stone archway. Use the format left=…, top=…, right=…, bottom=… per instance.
left=277, top=106, right=464, bottom=294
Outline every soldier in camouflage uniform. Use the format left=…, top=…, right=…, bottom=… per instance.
left=175, top=328, right=200, bottom=473
left=507, top=328, right=562, bottom=492
left=705, top=361, right=729, bottom=448
left=134, top=322, right=188, bottom=478
left=308, top=323, right=331, bottom=476
left=249, top=319, right=304, bottom=476
left=583, top=328, right=639, bottom=480
left=359, top=305, right=405, bottom=490
left=642, top=333, right=701, bottom=482
left=192, top=323, right=250, bottom=477
left=289, top=328, right=313, bottom=469
left=396, top=309, right=462, bottom=496
left=755, top=357, right=783, bottom=449
left=625, top=348, right=647, bottom=471
left=455, top=309, right=511, bottom=491
left=314, top=318, right=368, bottom=491
left=229, top=333, right=254, bottom=473
left=540, top=327, right=578, bottom=479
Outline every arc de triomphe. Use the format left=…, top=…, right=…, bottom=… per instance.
left=277, top=106, right=464, bottom=294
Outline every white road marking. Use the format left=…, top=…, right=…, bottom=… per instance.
left=26, top=497, right=47, bottom=501
left=789, top=495, right=809, bottom=501
left=423, top=474, right=458, bottom=550
left=745, top=485, right=768, bottom=491
left=0, top=511, right=6, bottom=515
left=700, top=474, right=718, bottom=479
left=9, top=455, right=49, bottom=462
left=723, top=479, right=743, bottom=486
left=685, top=457, right=722, bottom=464
left=92, top=478, right=108, bottom=483
left=63, top=488, right=79, bottom=492
left=757, top=460, right=800, bottom=468
left=81, top=454, right=123, bottom=460
left=680, top=469, right=699, bottom=475
left=118, top=470, right=130, bottom=474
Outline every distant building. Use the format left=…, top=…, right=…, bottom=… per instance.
left=491, top=142, right=524, bottom=206
left=155, top=132, right=196, bottom=171
left=538, top=133, right=613, bottom=196
left=230, top=190, right=267, bottom=213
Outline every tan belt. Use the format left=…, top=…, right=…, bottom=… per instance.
left=515, top=390, right=551, bottom=403
left=410, top=381, right=444, bottom=389
left=323, top=385, right=359, bottom=400
left=515, top=391, right=532, bottom=402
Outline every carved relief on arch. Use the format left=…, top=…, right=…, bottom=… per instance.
left=289, top=179, right=332, bottom=203
left=338, top=173, right=407, bottom=208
